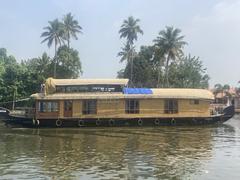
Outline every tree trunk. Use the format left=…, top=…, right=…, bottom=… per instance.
left=68, top=32, right=70, bottom=49
left=165, top=54, right=170, bottom=88
left=68, top=32, right=70, bottom=63
left=54, top=43, right=57, bottom=78
left=130, top=44, right=133, bottom=87
left=157, top=64, right=161, bottom=88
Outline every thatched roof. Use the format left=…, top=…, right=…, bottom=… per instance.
left=32, top=88, right=214, bottom=100
left=151, top=88, right=214, bottom=100
left=46, top=78, right=129, bottom=86
left=45, top=78, right=129, bottom=94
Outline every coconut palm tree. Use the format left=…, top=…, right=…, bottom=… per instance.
left=36, top=52, right=51, bottom=75
left=41, top=19, right=65, bottom=78
left=63, top=13, right=82, bottom=49
left=154, top=26, right=187, bottom=87
left=119, top=16, right=143, bottom=84
left=117, top=43, right=136, bottom=63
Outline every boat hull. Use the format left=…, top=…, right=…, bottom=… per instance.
left=1, top=115, right=232, bottom=128
left=1, top=105, right=235, bottom=128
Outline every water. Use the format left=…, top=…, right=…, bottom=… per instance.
left=0, top=116, right=240, bottom=180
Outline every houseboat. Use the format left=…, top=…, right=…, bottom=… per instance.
left=0, top=78, right=235, bottom=127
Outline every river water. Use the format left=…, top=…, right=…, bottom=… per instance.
left=0, top=116, right=240, bottom=180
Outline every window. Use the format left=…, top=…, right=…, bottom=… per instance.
left=64, top=101, right=72, bottom=111
left=83, top=100, right=97, bottom=114
left=39, top=101, right=59, bottom=112
left=190, top=100, right=199, bottom=105
left=125, top=99, right=139, bottom=114
left=164, top=99, right=178, bottom=114
left=55, top=85, right=122, bottom=93
left=56, top=86, right=66, bottom=93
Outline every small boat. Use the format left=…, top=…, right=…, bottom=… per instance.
left=0, top=78, right=235, bottom=127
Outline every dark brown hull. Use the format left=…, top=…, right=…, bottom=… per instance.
left=1, top=105, right=235, bottom=128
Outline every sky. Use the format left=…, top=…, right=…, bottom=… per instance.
left=0, top=0, right=240, bottom=87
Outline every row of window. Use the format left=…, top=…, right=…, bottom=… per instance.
left=38, top=100, right=140, bottom=114
left=38, top=99, right=199, bottom=114
left=39, top=102, right=59, bottom=112
left=56, top=85, right=122, bottom=93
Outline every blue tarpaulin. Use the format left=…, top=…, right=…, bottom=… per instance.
left=123, top=88, right=153, bottom=94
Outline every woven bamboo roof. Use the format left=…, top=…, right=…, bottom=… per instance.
left=46, top=78, right=129, bottom=86
left=151, top=88, right=214, bottom=100
left=45, top=78, right=129, bottom=94
left=32, top=88, right=214, bottom=100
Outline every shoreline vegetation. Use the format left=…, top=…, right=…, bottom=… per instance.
left=0, top=13, right=226, bottom=108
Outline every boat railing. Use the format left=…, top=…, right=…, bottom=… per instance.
left=11, top=107, right=36, bottom=118
left=210, top=104, right=225, bottom=115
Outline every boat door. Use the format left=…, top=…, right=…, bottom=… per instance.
left=64, top=100, right=73, bottom=117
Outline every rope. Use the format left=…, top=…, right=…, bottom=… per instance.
left=0, top=98, right=30, bottom=105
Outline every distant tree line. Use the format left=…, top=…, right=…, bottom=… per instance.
left=118, top=16, right=209, bottom=88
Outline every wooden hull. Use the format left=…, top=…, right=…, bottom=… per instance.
left=1, top=105, right=235, bottom=128
left=1, top=115, right=232, bottom=128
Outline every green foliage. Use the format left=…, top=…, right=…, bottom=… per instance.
left=22, top=52, right=52, bottom=82
left=168, top=55, right=209, bottom=88
left=41, top=19, right=65, bottom=48
left=63, top=13, right=82, bottom=48
left=119, top=16, right=143, bottom=46
left=119, top=16, right=143, bottom=84
left=118, top=25, right=209, bottom=89
left=0, top=49, right=40, bottom=108
left=41, top=13, right=83, bottom=78
left=56, top=45, right=82, bottom=78
left=0, top=46, right=82, bottom=108
left=118, top=46, right=157, bottom=87
left=23, top=47, right=82, bottom=79
left=118, top=45, right=209, bottom=88
left=153, top=26, right=187, bottom=87
left=117, top=43, right=136, bottom=63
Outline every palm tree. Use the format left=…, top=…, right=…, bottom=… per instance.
left=36, top=52, right=51, bottom=75
left=63, top=13, right=82, bottom=49
left=117, top=43, right=136, bottom=63
left=119, top=16, right=143, bottom=84
left=154, top=26, right=187, bottom=87
left=41, top=19, right=65, bottom=78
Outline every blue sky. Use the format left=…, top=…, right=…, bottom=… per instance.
left=0, top=0, right=240, bottom=87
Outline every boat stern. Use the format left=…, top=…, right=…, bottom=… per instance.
left=222, top=105, right=235, bottom=122
left=0, top=107, right=10, bottom=121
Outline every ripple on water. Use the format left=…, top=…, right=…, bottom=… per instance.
left=0, top=117, right=240, bottom=179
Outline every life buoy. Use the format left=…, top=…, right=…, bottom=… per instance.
left=36, top=119, right=40, bottom=126
left=192, top=118, right=197, bottom=124
left=109, top=119, right=115, bottom=126
left=138, top=119, right=143, bottom=126
left=78, top=119, right=85, bottom=127
left=171, top=118, right=176, bottom=125
left=56, top=119, right=62, bottom=127
left=96, top=119, right=101, bottom=126
left=154, top=119, right=160, bottom=125
left=32, top=119, right=40, bottom=126
left=32, top=118, right=36, bottom=125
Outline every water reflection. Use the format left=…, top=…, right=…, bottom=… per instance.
left=0, top=117, right=239, bottom=180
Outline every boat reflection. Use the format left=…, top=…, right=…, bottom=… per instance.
left=0, top=124, right=236, bottom=179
